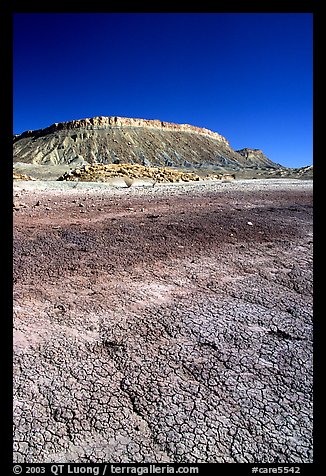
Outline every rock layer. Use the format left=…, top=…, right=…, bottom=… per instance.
left=16, top=116, right=230, bottom=144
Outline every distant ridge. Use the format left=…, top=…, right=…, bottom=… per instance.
left=236, top=148, right=281, bottom=168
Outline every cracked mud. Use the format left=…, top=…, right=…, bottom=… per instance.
left=13, top=179, right=313, bottom=463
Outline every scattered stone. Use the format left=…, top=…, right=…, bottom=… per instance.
left=55, top=304, right=66, bottom=313
left=13, top=202, right=28, bottom=209
left=124, top=177, right=134, bottom=188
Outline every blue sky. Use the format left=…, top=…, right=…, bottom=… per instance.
left=13, top=13, right=313, bottom=167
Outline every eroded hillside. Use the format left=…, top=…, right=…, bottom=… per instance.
left=13, top=116, right=278, bottom=169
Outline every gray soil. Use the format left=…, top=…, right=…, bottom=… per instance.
left=13, top=179, right=313, bottom=463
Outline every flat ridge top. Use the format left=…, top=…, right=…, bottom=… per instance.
left=17, top=115, right=230, bottom=145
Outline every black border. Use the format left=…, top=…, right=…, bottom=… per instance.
left=1, top=1, right=14, bottom=470
left=5, top=2, right=320, bottom=473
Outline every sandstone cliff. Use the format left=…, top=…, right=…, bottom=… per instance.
left=15, top=116, right=230, bottom=144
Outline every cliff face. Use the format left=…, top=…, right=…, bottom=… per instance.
left=13, top=116, right=279, bottom=169
left=15, top=116, right=230, bottom=145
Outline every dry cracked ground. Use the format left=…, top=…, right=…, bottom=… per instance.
left=13, top=179, right=313, bottom=464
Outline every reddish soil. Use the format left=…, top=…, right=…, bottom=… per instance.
left=13, top=180, right=313, bottom=463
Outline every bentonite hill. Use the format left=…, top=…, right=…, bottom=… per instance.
left=13, top=116, right=276, bottom=167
